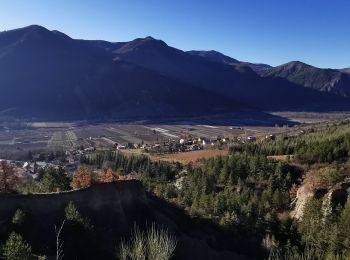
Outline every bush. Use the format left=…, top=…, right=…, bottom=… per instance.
left=40, top=167, right=71, bottom=192
left=317, top=167, right=344, bottom=186
left=65, top=201, right=92, bottom=230
left=70, top=167, right=92, bottom=190
left=117, top=224, right=177, bottom=260
left=16, top=167, right=71, bottom=194
left=146, top=224, right=177, bottom=260
left=11, top=209, right=26, bottom=226
left=1, top=232, right=32, bottom=260
left=65, top=201, right=83, bottom=223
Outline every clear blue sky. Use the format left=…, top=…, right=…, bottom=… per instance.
left=0, top=0, right=349, bottom=68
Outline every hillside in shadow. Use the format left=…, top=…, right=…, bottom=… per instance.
left=0, top=181, right=261, bottom=259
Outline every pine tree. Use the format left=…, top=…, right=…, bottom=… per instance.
left=2, top=232, right=32, bottom=260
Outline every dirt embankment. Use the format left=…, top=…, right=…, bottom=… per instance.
left=291, top=164, right=350, bottom=219
left=0, top=181, right=253, bottom=259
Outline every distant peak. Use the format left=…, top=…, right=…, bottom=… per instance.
left=0, top=24, right=52, bottom=36
left=25, top=24, right=46, bottom=29
left=288, top=60, right=307, bottom=65
left=0, top=24, right=73, bottom=45
left=0, top=25, right=48, bottom=35
left=207, top=50, right=222, bottom=54
left=187, top=50, right=240, bottom=64
left=115, top=36, right=168, bottom=53
left=280, top=60, right=314, bottom=69
left=144, top=36, right=156, bottom=40
left=284, top=60, right=311, bottom=66
left=140, top=36, right=167, bottom=46
left=22, top=24, right=49, bottom=32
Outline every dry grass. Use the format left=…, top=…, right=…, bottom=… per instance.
left=120, top=148, right=228, bottom=164
left=150, top=149, right=228, bottom=164
left=267, top=155, right=291, bottom=162
left=121, top=149, right=147, bottom=155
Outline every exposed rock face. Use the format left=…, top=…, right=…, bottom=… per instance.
left=291, top=181, right=350, bottom=219
left=321, top=191, right=333, bottom=223
left=291, top=183, right=315, bottom=219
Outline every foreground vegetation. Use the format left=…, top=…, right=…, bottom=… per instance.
left=82, top=121, right=350, bottom=258
left=0, top=198, right=177, bottom=260
left=1, top=121, right=350, bottom=258
left=118, top=224, right=177, bottom=260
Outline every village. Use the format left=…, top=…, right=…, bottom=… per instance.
left=0, top=130, right=261, bottom=179
left=1, top=114, right=340, bottom=182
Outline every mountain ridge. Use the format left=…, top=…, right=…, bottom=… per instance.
left=187, top=50, right=271, bottom=72
left=0, top=25, right=349, bottom=121
left=260, top=61, right=350, bottom=97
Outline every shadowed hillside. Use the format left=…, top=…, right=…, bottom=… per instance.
left=0, top=181, right=255, bottom=259
left=0, top=25, right=349, bottom=121
left=260, top=61, right=350, bottom=97
left=0, top=26, right=238, bottom=120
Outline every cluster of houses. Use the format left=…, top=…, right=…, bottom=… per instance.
left=0, top=159, right=59, bottom=180
left=115, top=136, right=235, bottom=155
left=111, top=131, right=279, bottom=155
left=0, top=147, right=94, bottom=181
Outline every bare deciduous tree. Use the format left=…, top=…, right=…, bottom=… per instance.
left=55, top=220, right=66, bottom=260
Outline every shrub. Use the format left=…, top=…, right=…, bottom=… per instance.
left=11, top=209, right=26, bottom=225
left=70, top=167, right=92, bottom=190
left=1, top=232, right=32, bottom=260
left=40, top=167, right=71, bottom=192
left=98, top=168, right=118, bottom=183
left=117, top=224, right=177, bottom=260
left=65, top=202, right=84, bottom=223
left=64, top=201, right=92, bottom=230
left=317, top=167, right=344, bottom=186
left=146, top=224, right=177, bottom=260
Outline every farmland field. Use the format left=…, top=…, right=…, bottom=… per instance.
left=150, top=149, right=229, bottom=164
left=0, top=111, right=348, bottom=160
left=120, top=148, right=229, bottom=164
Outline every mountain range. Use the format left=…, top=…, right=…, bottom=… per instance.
left=0, top=25, right=349, bottom=120
left=259, top=61, right=350, bottom=97
left=187, top=50, right=271, bottom=72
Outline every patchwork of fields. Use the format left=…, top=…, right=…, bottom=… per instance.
left=0, top=111, right=348, bottom=158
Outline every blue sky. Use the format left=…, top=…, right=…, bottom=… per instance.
left=0, top=0, right=349, bottom=68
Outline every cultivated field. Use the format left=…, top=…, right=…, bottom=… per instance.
left=150, top=149, right=229, bottom=164
left=120, top=148, right=228, bottom=164
left=0, top=111, right=348, bottom=159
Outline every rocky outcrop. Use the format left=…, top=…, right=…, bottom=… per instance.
left=291, top=181, right=350, bottom=219
left=291, top=183, right=315, bottom=219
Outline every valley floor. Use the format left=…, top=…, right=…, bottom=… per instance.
left=1, top=111, right=349, bottom=160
